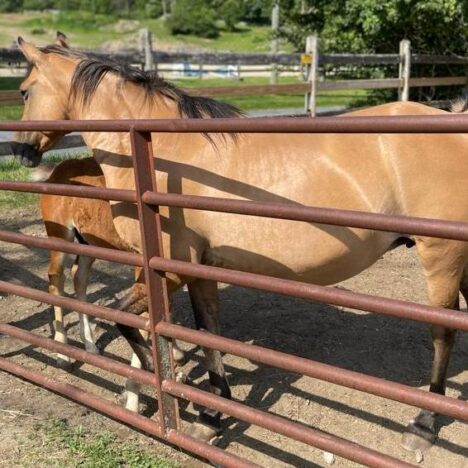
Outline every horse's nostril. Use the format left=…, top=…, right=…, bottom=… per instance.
left=10, top=142, right=42, bottom=167
left=10, top=142, right=20, bottom=155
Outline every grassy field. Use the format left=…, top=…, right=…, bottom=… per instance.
left=0, top=158, right=37, bottom=209
left=0, top=75, right=368, bottom=119
left=0, top=11, right=369, bottom=115
left=0, top=11, right=285, bottom=53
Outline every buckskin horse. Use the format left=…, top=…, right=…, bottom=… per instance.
left=11, top=38, right=468, bottom=451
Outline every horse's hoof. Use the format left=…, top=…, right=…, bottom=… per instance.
left=56, top=355, right=73, bottom=371
left=185, top=421, right=221, bottom=444
left=173, top=347, right=187, bottom=367
left=117, top=389, right=128, bottom=406
left=401, top=416, right=436, bottom=452
left=84, top=342, right=100, bottom=355
left=175, top=371, right=188, bottom=384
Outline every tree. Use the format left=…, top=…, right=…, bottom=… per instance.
left=0, top=0, right=23, bottom=12
left=243, top=0, right=273, bottom=24
left=278, top=0, right=468, bottom=56
left=211, top=0, right=245, bottom=31
left=23, top=0, right=54, bottom=9
left=166, top=0, right=219, bottom=38
left=278, top=1, right=468, bottom=101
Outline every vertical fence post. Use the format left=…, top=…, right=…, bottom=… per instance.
left=304, top=34, right=319, bottom=116
left=140, top=28, right=154, bottom=71
left=130, top=129, right=179, bottom=435
left=270, top=2, right=279, bottom=85
left=398, top=39, right=411, bottom=101
left=236, top=63, right=242, bottom=80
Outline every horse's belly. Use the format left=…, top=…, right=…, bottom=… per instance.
left=201, top=216, right=396, bottom=286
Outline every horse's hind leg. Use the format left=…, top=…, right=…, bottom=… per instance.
left=402, top=239, right=466, bottom=452
left=71, top=255, right=99, bottom=354
left=186, top=278, right=230, bottom=444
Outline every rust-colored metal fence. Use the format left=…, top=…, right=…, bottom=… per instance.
left=1, top=115, right=468, bottom=467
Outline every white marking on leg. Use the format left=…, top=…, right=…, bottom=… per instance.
left=79, top=313, right=99, bottom=354
left=125, top=352, right=142, bottom=412
left=73, top=255, right=99, bottom=354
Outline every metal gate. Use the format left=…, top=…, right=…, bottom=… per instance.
left=1, top=115, right=468, bottom=467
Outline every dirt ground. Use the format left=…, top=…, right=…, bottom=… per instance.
left=0, top=206, right=467, bottom=467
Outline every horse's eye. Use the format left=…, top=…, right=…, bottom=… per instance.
left=20, top=89, right=29, bottom=101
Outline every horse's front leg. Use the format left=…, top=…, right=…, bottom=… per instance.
left=186, top=278, right=231, bottom=444
left=402, top=241, right=465, bottom=452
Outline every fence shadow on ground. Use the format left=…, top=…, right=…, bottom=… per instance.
left=1, top=245, right=467, bottom=464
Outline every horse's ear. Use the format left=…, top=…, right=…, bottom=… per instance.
left=17, top=37, right=45, bottom=65
left=56, top=31, right=69, bottom=48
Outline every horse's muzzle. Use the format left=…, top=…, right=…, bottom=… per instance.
left=10, top=142, right=43, bottom=167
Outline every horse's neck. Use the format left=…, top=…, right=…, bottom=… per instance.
left=70, top=78, right=183, bottom=191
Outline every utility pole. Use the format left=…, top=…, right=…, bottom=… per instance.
left=270, top=2, right=280, bottom=85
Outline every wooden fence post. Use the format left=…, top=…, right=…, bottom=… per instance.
left=140, top=28, right=154, bottom=71
left=398, top=39, right=411, bottom=101
left=270, top=3, right=280, bottom=85
left=304, top=35, right=319, bottom=116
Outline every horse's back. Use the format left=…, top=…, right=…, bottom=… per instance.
left=46, top=157, right=104, bottom=186
left=344, top=101, right=448, bottom=117
left=40, top=158, right=128, bottom=250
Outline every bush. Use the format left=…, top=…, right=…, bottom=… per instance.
left=31, top=27, right=46, bottom=34
left=0, top=0, right=23, bottom=12
left=23, top=0, right=54, bottom=9
left=134, top=0, right=162, bottom=18
left=220, top=0, right=244, bottom=31
left=166, top=0, right=219, bottom=39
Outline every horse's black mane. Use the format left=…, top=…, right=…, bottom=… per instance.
left=40, top=44, right=243, bottom=120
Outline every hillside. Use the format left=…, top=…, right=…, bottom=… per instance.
left=0, top=11, right=290, bottom=53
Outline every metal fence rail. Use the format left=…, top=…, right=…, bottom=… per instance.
left=1, top=116, right=468, bottom=466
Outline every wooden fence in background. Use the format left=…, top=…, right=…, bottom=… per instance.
left=1, top=36, right=467, bottom=155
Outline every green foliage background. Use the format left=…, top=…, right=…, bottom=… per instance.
left=3, top=1, right=467, bottom=55
left=2, top=0, right=468, bottom=101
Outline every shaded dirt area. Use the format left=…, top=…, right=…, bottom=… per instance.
left=1, top=207, right=467, bottom=467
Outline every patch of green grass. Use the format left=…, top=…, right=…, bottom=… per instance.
left=2, top=11, right=283, bottom=53
left=23, top=11, right=117, bottom=33
left=174, top=75, right=299, bottom=88
left=0, top=105, right=23, bottom=120
left=21, top=11, right=130, bottom=48
left=0, top=77, right=23, bottom=91
left=0, top=153, right=89, bottom=209
left=145, top=18, right=281, bottom=53
left=0, top=157, right=37, bottom=208
left=219, top=91, right=368, bottom=111
left=40, top=419, right=178, bottom=468
left=174, top=76, right=369, bottom=110
left=0, top=80, right=24, bottom=120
